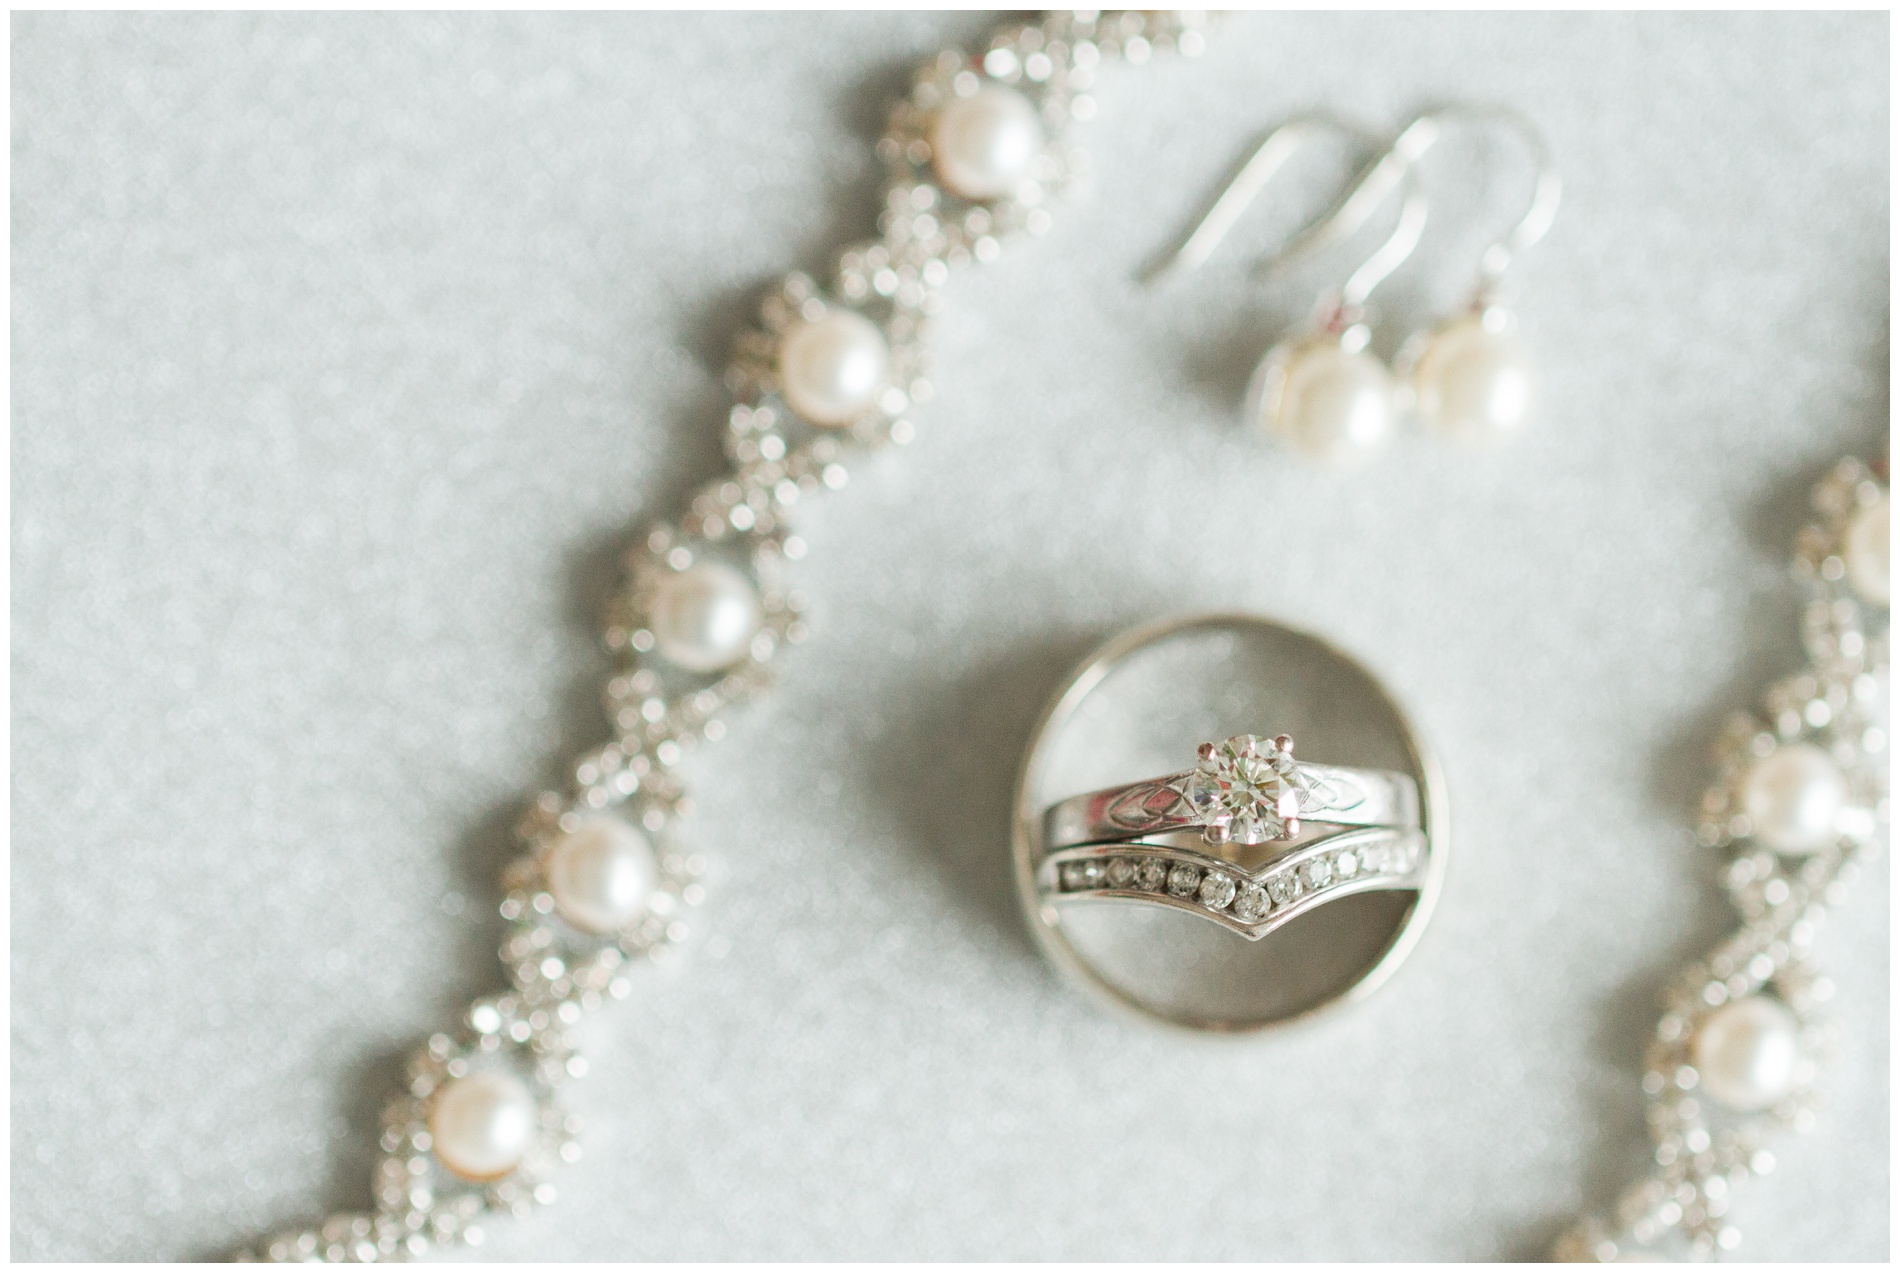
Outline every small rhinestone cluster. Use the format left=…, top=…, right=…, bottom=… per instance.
left=497, top=790, right=706, bottom=1008
left=1055, top=835, right=1419, bottom=931
left=246, top=11, right=1201, bottom=1262
left=1557, top=458, right=1889, bottom=1263
left=258, top=1000, right=582, bottom=1263
left=603, top=525, right=805, bottom=757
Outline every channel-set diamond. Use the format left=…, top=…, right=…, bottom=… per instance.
left=1197, top=872, right=1237, bottom=910
left=1232, top=883, right=1269, bottom=921
left=1060, top=861, right=1106, bottom=890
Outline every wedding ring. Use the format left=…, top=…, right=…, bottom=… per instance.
left=1011, top=612, right=1448, bottom=1033
left=1039, top=825, right=1426, bottom=941
left=1041, top=732, right=1420, bottom=851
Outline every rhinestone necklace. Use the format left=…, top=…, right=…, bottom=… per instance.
left=1557, top=457, right=1889, bottom=1261
left=248, top=11, right=1207, bottom=1262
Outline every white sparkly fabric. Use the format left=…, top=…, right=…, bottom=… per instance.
left=11, top=11, right=1888, bottom=1261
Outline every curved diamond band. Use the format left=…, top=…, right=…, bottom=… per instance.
left=1037, top=825, right=1426, bottom=941
left=1041, top=733, right=1420, bottom=852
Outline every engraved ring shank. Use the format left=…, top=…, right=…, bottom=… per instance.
left=1042, top=760, right=1419, bottom=853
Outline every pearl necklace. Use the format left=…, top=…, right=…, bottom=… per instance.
left=244, top=12, right=1889, bottom=1263
left=1557, top=457, right=1890, bottom=1261
left=247, top=11, right=1208, bottom=1262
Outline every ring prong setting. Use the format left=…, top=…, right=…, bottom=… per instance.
left=1184, top=732, right=1317, bottom=846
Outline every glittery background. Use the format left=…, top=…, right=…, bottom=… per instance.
left=11, top=11, right=1889, bottom=1261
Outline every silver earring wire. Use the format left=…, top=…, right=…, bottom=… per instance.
left=1142, top=114, right=1431, bottom=467
left=1140, top=111, right=1430, bottom=318
left=1265, top=102, right=1561, bottom=301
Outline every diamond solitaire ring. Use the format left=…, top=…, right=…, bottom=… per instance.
left=1041, top=732, right=1420, bottom=851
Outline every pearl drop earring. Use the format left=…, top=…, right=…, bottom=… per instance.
left=1286, top=104, right=1562, bottom=447
left=1144, top=113, right=1429, bottom=467
left=1248, top=184, right=1426, bottom=466
left=1398, top=108, right=1560, bottom=445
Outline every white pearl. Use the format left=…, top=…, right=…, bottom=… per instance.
left=1409, top=312, right=1535, bottom=444
left=1844, top=493, right=1889, bottom=606
left=1739, top=741, right=1848, bottom=855
left=1692, top=995, right=1801, bottom=1113
left=778, top=310, right=890, bottom=428
left=929, top=84, right=1044, bottom=201
left=648, top=560, right=763, bottom=674
left=428, top=1070, right=537, bottom=1181
left=546, top=815, right=657, bottom=935
left=1256, top=337, right=1398, bottom=465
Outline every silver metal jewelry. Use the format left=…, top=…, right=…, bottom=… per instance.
left=1555, top=457, right=1889, bottom=1262
left=1042, top=732, right=1421, bottom=849
left=1281, top=102, right=1562, bottom=447
left=1011, top=611, right=1452, bottom=1031
left=1040, top=825, right=1428, bottom=941
left=1036, top=731, right=1424, bottom=939
left=243, top=10, right=1204, bottom=1264
left=1147, top=112, right=1430, bottom=467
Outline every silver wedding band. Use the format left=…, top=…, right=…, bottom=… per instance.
left=1039, top=825, right=1426, bottom=940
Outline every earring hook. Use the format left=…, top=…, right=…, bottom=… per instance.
left=1335, top=176, right=1428, bottom=311
left=1138, top=111, right=1426, bottom=302
left=1265, top=102, right=1561, bottom=298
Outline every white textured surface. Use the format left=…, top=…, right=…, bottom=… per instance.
left=11, top=11, right=1889, bottom=1261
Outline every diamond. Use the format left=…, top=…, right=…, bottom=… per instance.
left=1335, top=851, right=1358, bottom=879
left=1359, top=843, right=1389, bottom=873
left=1183, top=734, right=1308, bottom=844
left=1304, top=857, right=1334, bottom=889
left=1106, top=858, right=1136, bottom=888
left=1266, top=873, right=1299, bottom=905
left=1198, top=872, right=1237, bottom=910
left=1060, top=861, right=1104, bottom=891
left=1232, top=884, right=1269, bottom=921
left=1166, top=863, right=1201, bottom=897
left=1135, top=858, right=1168, bottom=891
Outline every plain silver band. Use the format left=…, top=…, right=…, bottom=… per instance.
left=1037, top=825, right=1427, bottom=941
left=1041, top=760, right=1420, bottom=853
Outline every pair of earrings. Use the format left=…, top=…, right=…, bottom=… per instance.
left=1150, top=104, right=1562, bottom=466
